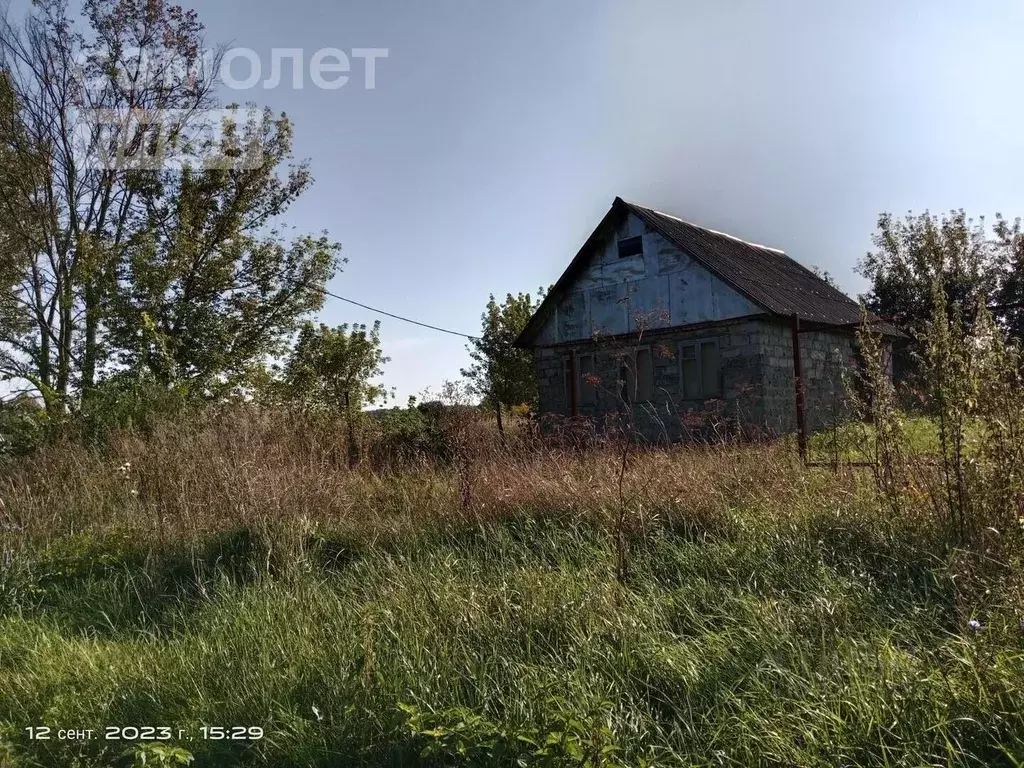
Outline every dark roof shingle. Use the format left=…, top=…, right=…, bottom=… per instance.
left=623, top=200, right=896, bottom=331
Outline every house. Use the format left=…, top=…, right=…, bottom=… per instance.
left=514, top=197, right=898, bottom=442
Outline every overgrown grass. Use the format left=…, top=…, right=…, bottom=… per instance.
left=804, top=415, right=941, bottom=462
left=0, top=409, right=1022, bottom=767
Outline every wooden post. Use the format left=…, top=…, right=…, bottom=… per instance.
left=495, top=399, right=504, bottom=437
left=791, top=314, right=808, bottom=462
left=568, top=349, right=578, bottom=418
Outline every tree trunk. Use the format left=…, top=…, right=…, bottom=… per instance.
left=81, top=278, right=98, bottom=400
left=345, top=390, right=359, bottom=469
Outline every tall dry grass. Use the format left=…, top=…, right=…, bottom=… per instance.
left=1, top=404, right=910, bottom=548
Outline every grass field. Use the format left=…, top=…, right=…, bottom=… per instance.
left=800, top=416, right=942, bottom=463
left=1, top=410, right=1022, bottom=767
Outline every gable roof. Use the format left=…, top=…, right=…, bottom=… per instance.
left=515, top=197, right=899, bottom=347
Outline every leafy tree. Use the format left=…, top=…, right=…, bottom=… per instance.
left=0, top=393, right=47, bottom=458
left=852, top=210, right=1024, bottom=388
left=277, top=320, right=389, bottom=467
left=993, top=216, right=1024, bottom=340
left=857, top=210, right=1001, bottom=336
left=106, top=108, right=341, bottom=394
left=0, top=67, right=51, bottom=404
left=280, top=321, right=390, bottom=414
left=461, top=290, right=544, bottom=417
left=0, top=0, right=340, bottom=410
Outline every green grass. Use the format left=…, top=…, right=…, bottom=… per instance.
left=1, top=512, right=1022, bottom=767
left=804, top=416, right=943, bottom=462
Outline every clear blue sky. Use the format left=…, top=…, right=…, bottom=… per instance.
left=186, top=0, right=1024, bottom=403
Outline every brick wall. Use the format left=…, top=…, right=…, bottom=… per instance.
left=756, top=324, right=856, bottom=434
left=533, top=319, right=861, bottom=442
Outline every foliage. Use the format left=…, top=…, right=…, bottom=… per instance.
left=849, top=271, right=1024, bottom=553
left=72, top=370, right=191, bottom=445
left=368, top=397, right=451, bottom=467
left=106, top=108, right=342, bottom=393
left=127, top=743, right=195, bottom=767
left=0, top=395, right=47, bottom=458
left=0, top=71, right=40, bottom=392
left=0, top=372, right=191, bottom=458
left=400, top=699, right=629, bottom=767
left=993, top=215, right=1024, bottom=340
left=810, top=265, right=840, bottom=289
left=857, top=210, right=1002, bottom=337
left=277, top=320, right=390, bottom=413
left=0, top=0, right=340, bottom=410
left=461, top=291, right=545, bottom=410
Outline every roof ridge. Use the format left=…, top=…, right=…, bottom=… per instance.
left=620, top=198, right=786, bottom=255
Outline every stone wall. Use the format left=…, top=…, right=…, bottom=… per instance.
left=533, top=319, right=860, bottom=442
left=756, top=324, right=856, bottom=434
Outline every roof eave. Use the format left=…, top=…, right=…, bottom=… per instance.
left=514, top=198, right=633, bottom=348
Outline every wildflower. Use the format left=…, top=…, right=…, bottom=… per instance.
left=130, top=489, right=138, bottom=497
left=968, top=619, right=982, bottom=631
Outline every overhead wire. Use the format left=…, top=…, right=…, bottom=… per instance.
left=316, top=286, right=479, bottom=340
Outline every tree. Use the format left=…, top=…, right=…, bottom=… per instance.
left=461, top=290, right=544, bottom=423
left=857, top=210, right=1001, bottom=336
left=280, top=321, right=390, bottom=413
left=279, top=320, right=390, bottom=467
left=0, top=0, right=340, bottom=410
left=0, top=66, right=53, bottom=405
left=105, top=108, right=340, bottom=394
left=993, top=216, right=1024, bottom=340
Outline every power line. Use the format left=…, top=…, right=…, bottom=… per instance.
left=319, top=286, right=478, bottom=340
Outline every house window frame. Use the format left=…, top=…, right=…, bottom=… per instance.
left=634, top=346, right=655, bottom=402
left=578, top=353, right=597, bottom=407
left=620, top=345, right=655, bottom=404
left=679, top=337, right=721, bottom=401
left=562, top=355, right=574, bottom=414
left=617, top=235, right=644, bottom=259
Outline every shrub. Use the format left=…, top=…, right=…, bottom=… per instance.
left=0, top=396, right=47, bottom=459
left=75, top=372, right=191, bottom=445
left=368, top=401, right=450, bottom=467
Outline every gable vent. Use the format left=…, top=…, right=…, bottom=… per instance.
left=617, top=235, right=643, bottom=259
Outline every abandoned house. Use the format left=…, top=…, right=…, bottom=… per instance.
left=514, top=197, right=899, bottom=442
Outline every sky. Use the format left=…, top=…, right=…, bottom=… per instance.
left=119, top=0, right=1024, bottom=402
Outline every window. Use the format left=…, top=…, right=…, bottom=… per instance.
left=617, top=235, right=643, bottom=259
left=579, top=354, right=597, bottom=406
left=562, top=357, right=573, bottom=412
left=681, top=344, right=699, bottom=398
left=680, top=339, right=720, bottom=399
left=701, top=342, right=719, bottom=396
left=636, top=348, right=654, bottom=401
left=619, top=348, right=654, bottom=404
